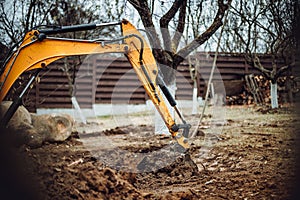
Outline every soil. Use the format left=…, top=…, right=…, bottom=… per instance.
left=0, top=105, right=299, bottom=200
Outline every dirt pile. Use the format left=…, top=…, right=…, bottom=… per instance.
left=0, top=106, right=298, bottom=199
left=2, top=124, right=202, bottom=199
left=12, top=133, right=144, bottom=200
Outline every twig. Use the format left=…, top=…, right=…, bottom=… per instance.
left=68, top=158, right=84, bottom=167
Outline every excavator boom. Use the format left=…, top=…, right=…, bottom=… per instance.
left=0, top=19, right=189, bottom=149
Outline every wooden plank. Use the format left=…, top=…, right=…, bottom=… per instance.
left=96, top=99, right=145, bottom=104
left=96, top=87, right=144, bottom=92
left=96, top=93, right=146, bottom=98
left=97, top=81, right=142, bottom=87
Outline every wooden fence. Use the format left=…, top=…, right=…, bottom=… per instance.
left=12, top=52, right=282, bottom=112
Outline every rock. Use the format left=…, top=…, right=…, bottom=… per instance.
left=31, top=113, right=74, bottom=143
left=1, top=101, right=74, bottom=147
left=25, top=128, right=44, bottom=148
left=0, top=101, right=32, bottom=129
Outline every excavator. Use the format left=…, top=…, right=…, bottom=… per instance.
left=0, top=19, right=190, bottom=149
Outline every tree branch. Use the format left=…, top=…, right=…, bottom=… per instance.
left=159, top=0, right=184, bottom=51
left=128, top=1, right=153, bottom=28
left=160, top=0, right=184, bottom=28
left=25, top=0, right=36, bottom=32
left=276, top=62, right=295, bottom=78
left=174, top=0, right=232, bottom=67
left=128, top=0, right=162, bottom=49
left=251, top=54, right=272, bottom=77
left=172, top=0, right=187, bottom=52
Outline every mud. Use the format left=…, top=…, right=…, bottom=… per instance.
left=0, top=105, right=299, bottom=199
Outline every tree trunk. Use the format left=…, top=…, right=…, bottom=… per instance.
left=155, top=82, right=176, bottom=135
left=71, top=96, right=87, bottom=124
left=286, top=72, right=294, bottom=103
left=270, top=82, right=279, bottom=108
left=192, top=81, right=198, bottom=115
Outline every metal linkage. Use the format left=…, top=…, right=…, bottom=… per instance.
left=39, top=21, right=122, bottom=35
left=0, top=69, right=41, bottom=128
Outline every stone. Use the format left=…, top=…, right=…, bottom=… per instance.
left=1, top=101, right=74, bottom=147
left=0, top=101, right=32, bottom=129
left=31, top=113, right=74, bottom=142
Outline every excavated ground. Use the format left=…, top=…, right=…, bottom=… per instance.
left=0, top=105, right=299, bottom=199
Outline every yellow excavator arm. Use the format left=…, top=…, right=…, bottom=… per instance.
left=0, top=19, right=189, bottom=149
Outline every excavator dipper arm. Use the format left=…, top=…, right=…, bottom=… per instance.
left=0, top=19, right=189, bottom=149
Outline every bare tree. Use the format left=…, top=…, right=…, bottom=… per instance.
left=0, top=0, right=124, bottom=48
left=0, top=0, right=52, bottom=47
left=126, top=0, right=231, bottom=134
left=226, top=0, right=297, bottom=108
left=127, top=0, right=232, bottom=85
